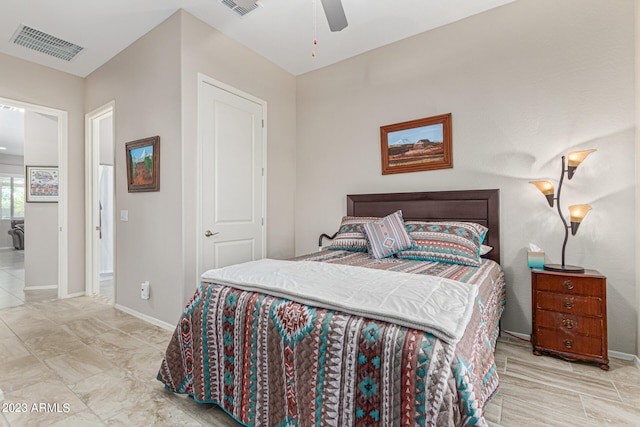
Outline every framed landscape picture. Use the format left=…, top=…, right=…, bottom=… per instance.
left=126, top=136, right=160, bottom=192
left=380, top=113, right=452, bottom=175
left=26, top=166, right=59, bottom=202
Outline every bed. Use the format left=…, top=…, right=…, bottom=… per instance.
left=158, top=189, right=506, bottom=427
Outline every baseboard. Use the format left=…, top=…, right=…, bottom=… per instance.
left=608, top=350, right=636, bottom=362
left=114, top=304, right=175, bottom=331
left=501, top=330, right=529, bottom=341
left=63, top=291, right=85, bottom=299
left=24, top=285, right=57, bottom=290
left=503, top=330, right=638, bottom=362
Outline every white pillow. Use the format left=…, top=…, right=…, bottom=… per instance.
left=480, top=244, right=493, bottom=256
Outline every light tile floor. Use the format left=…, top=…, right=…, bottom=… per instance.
left=0, top=264, right=638, bottom=425
left=0, top=295, right=238, bottom=426
left=486, top=336, right=640, bottom=426
left=0, top=248, right=54, bottom=311
left=0, top=247, right=114, bottom=309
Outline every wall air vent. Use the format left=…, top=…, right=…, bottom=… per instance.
left=11, top=24, right=84, bottom=62
left=221, top=0, right=262, bottom=17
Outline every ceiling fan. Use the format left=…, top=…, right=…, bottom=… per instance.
left=320, top=0, right=348, bottom=32
left=231, top=0, right=348, bottom=32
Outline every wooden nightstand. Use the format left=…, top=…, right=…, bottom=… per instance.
left=531, top=269, right=609, bottom=370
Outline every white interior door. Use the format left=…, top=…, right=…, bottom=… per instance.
left=198, top=78, right=265, bottom=272
left=98, top=165, right=114, bottom=278
left=85, top=102, right=115, bottom=299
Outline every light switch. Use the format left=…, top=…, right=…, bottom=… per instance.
left=120, top=210, right=128, bottom=221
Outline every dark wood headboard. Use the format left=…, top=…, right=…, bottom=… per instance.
left=346, top=189, right=500, bottom=264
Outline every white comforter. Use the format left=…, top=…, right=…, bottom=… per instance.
left=201, top=259, right=478, bottom=344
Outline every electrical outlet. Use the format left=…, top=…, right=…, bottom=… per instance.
left=141, top=281, right=150, bottom=300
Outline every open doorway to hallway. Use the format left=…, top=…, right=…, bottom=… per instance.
left=86, top=102, right=115, bottom=302
left=0, top=101, right=63, bottom=307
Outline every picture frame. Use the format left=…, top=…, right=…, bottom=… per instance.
left=26, top=166, right=59, bottom=203
left=380, top=113, right=452, bottom=175
left=126, top=136, right=160, bottom=193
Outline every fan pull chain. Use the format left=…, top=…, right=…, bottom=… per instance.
left=312, top=0, right=317, bottom=57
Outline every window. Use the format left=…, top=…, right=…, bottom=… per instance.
left=1, top=177, right=25, bottom=220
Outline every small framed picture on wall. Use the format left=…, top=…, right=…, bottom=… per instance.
left=125, top=136, right=160, bottom=193
left=26, top=165, right=59, bottom=203
left=380, top=113, right=453, bottom=175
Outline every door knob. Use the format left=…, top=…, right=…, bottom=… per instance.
left=204, top=230, right=219, bottom=237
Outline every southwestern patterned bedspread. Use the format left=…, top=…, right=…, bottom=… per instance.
left=158, top=251, right=506, bottom=427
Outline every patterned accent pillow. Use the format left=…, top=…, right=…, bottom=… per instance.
left=397, top=221, right=488, bottom=266
left=328, top=216, right=381, bottom=252
left=362, top=211, right=414, bottom=260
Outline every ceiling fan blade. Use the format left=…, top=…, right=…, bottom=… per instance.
left=320, top=0, right=348, bottom=32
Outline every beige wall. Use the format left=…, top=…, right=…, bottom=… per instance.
left=24, top=112, right=58, bottom=287
left=85, top=11, right=297, bottom=326
left=296, top=0, right=637, bottom=354
left=0, top=154, right=24, bottom=176
left=85, top=13, right=183, bottom=325
left=636, top=0, right=640, bottom=359
left=179, top=11, right=297, bottom=303
left=0, top=3, right=636, bottom=357
left=99, top=115, right=114, bottom=165
left=0, top=52, right=85, bottom=295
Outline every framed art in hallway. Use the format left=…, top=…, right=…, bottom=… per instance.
left=380, top=113, right=452, bottom=175
left=126, top=136, right=160, bottom=193
left=26, top=165, right=59, bottom=202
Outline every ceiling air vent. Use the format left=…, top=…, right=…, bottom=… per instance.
left=11, top=24, right=84, bottom=62
left=221, top=0, right=261, bottom=17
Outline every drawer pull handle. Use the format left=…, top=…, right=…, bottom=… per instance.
left=563, top=339, right=573, bottom=349
left=563, top=299, right=574, bottom=309
left=562, top=319, right=574, bottom=329
left=562, top=280, right=574, bottom=290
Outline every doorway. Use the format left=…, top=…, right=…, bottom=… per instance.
left=196, top=75, right=266, bottom=276
left=0, top=96, right=69, bottom=299
left=85, top=102, right=115, bottom=300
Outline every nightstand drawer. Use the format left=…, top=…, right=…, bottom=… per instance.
left=531, top=269, right=609, bottom=370
left=535, top=311, right=603, bottom=336
left=535, top=327, right=602, bottom=358
left=535, top=274, right=604, bottom=297
left=536, top=291, right=602, bottom=316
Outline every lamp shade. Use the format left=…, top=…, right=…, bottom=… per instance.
left=567, top=149, right=597, bottom=179
left=529, top=180, right=555, bottom=207
left=568, top=204, right=592, bottom=235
